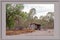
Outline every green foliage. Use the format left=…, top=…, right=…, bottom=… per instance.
left=20, top=12, right=28, bottom=20
left=39, top=12, right=54, bottom=29
left=6, top=4, right=54, bottom=30
left=6, top=4, right=25, bottom=30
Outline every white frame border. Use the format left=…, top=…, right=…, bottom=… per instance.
left=1, top=1, right=60, bottom=40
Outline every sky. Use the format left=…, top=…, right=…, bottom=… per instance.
left=22, top=4, right=54, bottom=19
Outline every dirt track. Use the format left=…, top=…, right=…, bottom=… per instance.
left=18, top=29, right=54, bottom=36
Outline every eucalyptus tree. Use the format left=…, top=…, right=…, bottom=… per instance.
left=24, top=8, right=36, bottom=28
left=46, top=12, right=54, bottom=29
left=39, top=12, right=54, bottom=29
left=6, top=4, right=24, bottom=30
left=28, top=8, right=36, bottom=24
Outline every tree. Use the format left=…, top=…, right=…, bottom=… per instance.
left=28, top=8, right=36, bottom=19
left=34, top=16, right=38, bottom=20
left=6, top=4, right=24, bottom=30
left=39, top=12, right=54, bottom=29
left=24, top=8, right=36, bottom=28
left=46, top=12, right=54, bottom=29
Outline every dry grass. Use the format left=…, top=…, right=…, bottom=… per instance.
left=6, top=29, right=35, bottom=35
